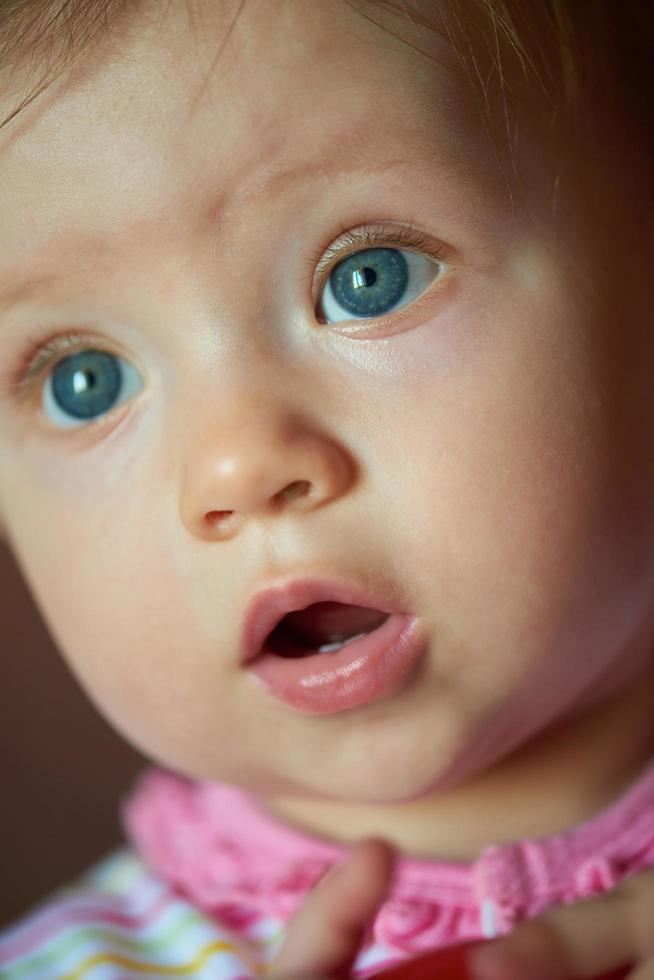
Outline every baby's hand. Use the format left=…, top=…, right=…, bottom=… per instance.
left=458, top=867, right=652, bottom=980
left=267, top=838, right=648, bottom=980
left=267, top=837, right=396, bottom=979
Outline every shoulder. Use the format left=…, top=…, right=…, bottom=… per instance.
left=0, top=848, right=281, bottom=979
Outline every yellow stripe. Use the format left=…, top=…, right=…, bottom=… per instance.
left=61, top=940, right=267, bottom=979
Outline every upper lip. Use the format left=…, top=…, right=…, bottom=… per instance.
left=240, top=576, right=409, bottom=666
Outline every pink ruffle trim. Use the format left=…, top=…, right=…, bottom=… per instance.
left=121, top=759, right=654, bottom=952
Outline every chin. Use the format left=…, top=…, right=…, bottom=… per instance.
left=287, top=751, right=466, bottom=806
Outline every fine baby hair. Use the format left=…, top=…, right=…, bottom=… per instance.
left=1, top=1, right=653, bottom=979
left=2, top=2, right=654, bottom=142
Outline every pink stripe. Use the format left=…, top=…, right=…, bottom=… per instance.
left=122, top=761, right=654, bottom=947
left=0, top=891, right=174, bottom=965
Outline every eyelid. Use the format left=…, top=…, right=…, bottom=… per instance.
left=10, top=328, right=114, bottom=406
left=306, top=220, right=448, bottom=297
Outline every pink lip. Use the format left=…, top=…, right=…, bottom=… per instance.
left=241, top=577, right=426, bottom=714
left=240, top=577, right=407, bottom=666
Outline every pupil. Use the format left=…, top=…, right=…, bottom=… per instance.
left=73, top=369, right=96, bottom=393
left=353, top=267, right=377, bottom=288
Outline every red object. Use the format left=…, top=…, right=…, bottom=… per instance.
left=373, top=943, right=474, bottom=980
left=372, top=942, right=632, bottom=980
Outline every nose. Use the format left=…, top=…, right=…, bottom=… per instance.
left=180, top=403, right=356, bottom=541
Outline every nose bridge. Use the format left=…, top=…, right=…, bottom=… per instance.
left=177, top=365, right=356, bottom=541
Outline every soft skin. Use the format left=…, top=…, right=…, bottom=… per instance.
left=0, top=0, right=653, bottom=860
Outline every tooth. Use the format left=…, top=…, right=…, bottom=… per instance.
left=318, top=632, right=367, bottom=654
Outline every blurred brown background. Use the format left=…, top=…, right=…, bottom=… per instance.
left=0, top=540, right=148, bottom=929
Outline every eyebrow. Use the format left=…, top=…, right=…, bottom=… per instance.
left=0, top=272, right=72, bottom=317
left=261, top=138, right=466, bottom=194
left=0, top=145, right=481, bottom=316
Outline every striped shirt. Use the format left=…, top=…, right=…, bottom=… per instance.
left=3, top=757, right=654, bottom=979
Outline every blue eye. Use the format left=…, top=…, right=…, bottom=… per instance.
left=317, top=246, right=442, bottom=323
left=44, top=349, right=144, bottom=428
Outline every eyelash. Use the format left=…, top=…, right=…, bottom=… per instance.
left=12, top=329, right=106, bottom=406
left=11, top=222, right=447, bottom=405
left=305, top=220, right=445, bottom=293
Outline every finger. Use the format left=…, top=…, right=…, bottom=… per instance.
left=466, top=868, right=654, bottom=980
left=268, top=837, right=396, bottom=979
left=626, top=960, right=654, bottom=980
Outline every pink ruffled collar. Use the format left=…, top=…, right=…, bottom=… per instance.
left=121, top=760, right=654, bottom=952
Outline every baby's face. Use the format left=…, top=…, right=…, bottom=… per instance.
left=0, top=0, right=652, bottom=803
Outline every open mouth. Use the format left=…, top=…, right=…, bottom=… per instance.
left=265, top=602, right=390, bottom=658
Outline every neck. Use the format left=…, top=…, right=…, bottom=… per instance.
left=262, top=666, right=654, bottom=861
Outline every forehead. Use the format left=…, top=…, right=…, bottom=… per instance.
left=0, top=0, right=505, bottom=283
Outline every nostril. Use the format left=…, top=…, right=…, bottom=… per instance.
left=276, top=481, right=312, bottom=504
left=205, top=510, right=239, bottom=533
left=203, top=483, right=313, bottom=529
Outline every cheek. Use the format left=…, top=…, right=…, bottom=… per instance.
left=0, top=487, right=248, bottom=775
left=379, top=268, right=654, bottom=710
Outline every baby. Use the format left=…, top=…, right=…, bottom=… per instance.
left=0, top=0, right=653, bottom=978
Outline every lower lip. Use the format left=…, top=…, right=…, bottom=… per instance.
left=246, top=614, right=425, bottom=714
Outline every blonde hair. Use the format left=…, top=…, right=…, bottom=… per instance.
left=0, top=0, right=652, bottom=147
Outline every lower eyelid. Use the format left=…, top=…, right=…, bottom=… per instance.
left=327, top=264, right=457, bottom=338
left=317, top=253, right=453, bottom=330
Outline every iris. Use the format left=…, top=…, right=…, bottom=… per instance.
left=52, top=350, right=122, bottom=420
left=329, top=247, right=409, bottom=317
